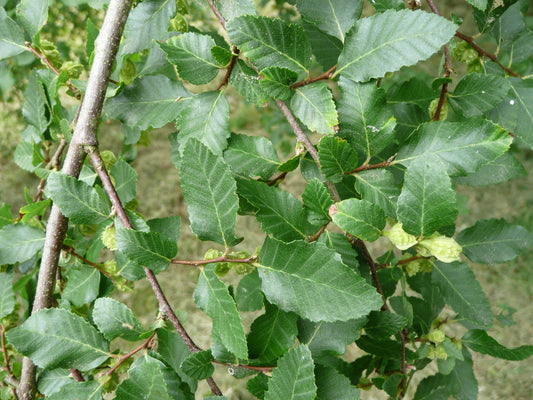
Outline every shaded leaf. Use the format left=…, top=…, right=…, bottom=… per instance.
left=302, top=179, right=333, bottom=226
left=6, top=308, right=109, bottom=371
left=0, top=271, right=15, bottom=319
left=365, top=311, right=407, bottom=339
left=462, top=329, right=533, bottom=361
left=448, top=348, right=478, bottom=400
left=62, top=267, right=100, bottom=308
left=0, top=8, right=26, bottom=59
left=227, top=15, right=312, bottom=80
left=110, top=159, right=138, bottom=204
left=224, top=133, right=280, bottom=180
left=181, top=350, right=214, bottom=380
left=315, top=364, right=361, bottom=400
left=302, top=20, right=342, bottom=70
left=454, top=152, right=527, bottom=186
left=290, top=82, right=338, bottom=134
left=194, top=264, right=248, bottom=360
left=176, top=90, right=230, bottom=156
left=432, top=261, right=493, bottom=329
left=159, top=32, right=220, bottom=85
left=157, top=329, right=196, bottom=392
left=337, top=9, right=457, bottom=82
left=260, top=67, right=298, bottom=101
left=47, top=381, right=103, bottom=400
left=230, top=59, right=269, bottom=106
left=92, top=298, right=145, bottom=341
left=332, top=198, right=386, bottom=241
left=264, top=345, right=316, bottom=400
left=236, top=269, right=264, bottom=312
left=16, top=0, right=48, bottom=38
left=337, top=77, right=396, bottom=162
left=105, top=75, right=190, bottom=130
left=115, top=359, right=172, bottom=400
left=258, top=237, right=382, bottom=322
left=457, top=218, right=533, bottom=264
left=355, top=169, right=400, bottom=219
left=180, top=138, right=240, bottom=247
left=396, top=119, right=512, bottom=176
left=317, top=136, right=358, bottom=183
left=23, top=70, right=50, bottom=134
left=0, top=224, right=45, bottom=265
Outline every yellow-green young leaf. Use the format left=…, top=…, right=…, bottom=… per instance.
left=46, top=382, right=102, bottom=400
left=115, top=224, right=178, bottom=274
left=258, top=237, right=382, bottom=322
left=332, top=198, right=386, bottom=242
left=0, top=8, right=26, bottom=59
left=0, top=224, right=45, bottom=265
left=296, top=0, right=363, bottom=42
left=0, top=271, right=15, bottom=319
left=16, top=0, right=48, bottom=39
left=159, top=33, right=220, bottom=85
left=122, top=0, right=176, bottom=54
left=176, top=91, right=231, bottom=156
left=223, top=133, right=281, bottom=180
left=290, top=82, right=338, bottom=135
left=6, top=308, right=109, bottom=371
left=248, top=302, right=298, bottom=362
left=194, top=265, right=248, bottom=360
left=318, top=136, right=358, bottom=183
left=227, top=15, right=312, bottom=81
left=336, top=9, right=457, bottom=82
left=180, top=139, right=241, bottom=247
left=396, top=119, right=512, bottom=176
left=337, top=77, right=396, bottom=162
left=432, top=261, right=493, bottom=329
left=397, top=155, right=457, bottom=236
left=93, top=298, right=145, bottom=342
left=115, top=358, right=173, bottom=400
left=462, top=329, right=533, bottom=361
left=265, top=345, right=316, bottom=400
left=457, top=218, right=533, bottom=264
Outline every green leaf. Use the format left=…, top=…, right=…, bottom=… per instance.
left=462, top=329, right=533, bottom=360
left=0, top=203, right=13, bottom=228
left=37, top=369, right=72, bottom=397
left=296, top=0, right=363, bottom=42
left=259, top=67, right=298, bottom=101
left=365, top=311, right=407, bottom=339
left=14, top=142, right=42, bottom=173
left=236, top=269, right=264, bottom=312
left=0, top=224, right=45, bottom=265
left=157, top=329, right=196, bottom=392
left=488, top=77, right=533, bottom=149
left=397, top=155, right=457, bottom=236
left=147, top=216, right=181, bottom=242
left=0, top=271, right=15, bottom=319
left=62, top=267, right=100, bottom=308
left=104, top=75, right=190, bottom=130
left=320, top=231, right=360, bottom=271
left=115, top=224, right=177, bottom=273
left=176, top=90, right=230, bottom=156
left=396, top=119, right=512, bottom=176
left=448, top=73, right=511, bottom=117
left=6, top=308, right=109, bottom=371
left=298, top=318, right=366, bottom=357
left=248, top=302, right=298, bottom=362
left=247, top=374, right=269, bottom=399
left=181, top=350, right=214, bottom=380
left=457, top=218, right=533, bottom=264
left=336, top=9, right=457, bottom=82
left=122, top=0, right=176, bottom=54
left=45, top=172, right=111, bottom=225
left=317, top=136, right=358, bottom=183
left=110, top=159, right=138, bottom=204
left=370, top=0, right=405, bottom=12
left=355, top=169, right=399, bottom=219
left=23, top=71, right=50, bottom=134
left=16, top=0, right=48, bottom=38
left=0, top=8, right=26, bottom=59
left=115, top=359, right=173, bottom=400
left=383, top=374, right=404, bottom=398
left=453, top=151, right=527, bottom=186
left=387, top=75, right=439, bottom=108
left=194, top=264, right=248, bottom=360
left=332, top=198, right=386, bottom=241
left=47, top=382, right=103, bottom=400
left=290, top=82, right=338, bottom=135
left=215, top=0, right=256, bottom=21
left=92, top=298, right=145, bottom=341
left=449, top=349, right=478, bottom=400
left=432, top=261, right=493, bottom=329
left=302, top=179, right=333, bottom=226
left=258, top=237, right=382, bottom=322
left=413, top=373, right=450, bottom=400
left=337, top=77, right=396, bottom=162
left=230, top=60, right=269, bottom=106
left=223, top=133, right=280, bottom=180
left=159, top=32, right=220, bottom=85
left=302, top=20, right=342, bottom=70
left=315, top=364, right=361, bottom=400
left=236, top=178, right=308, bottom=242
left=180, top=139, right=241, bottom=247
left=227, top=15, right=312, bottom=81
left=466, top=0, right=487, bottom=10
left=264, top=345, right=316, bottom=400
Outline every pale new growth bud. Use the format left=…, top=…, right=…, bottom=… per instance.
left=383, top=222, right=417, bottom=250
left=427, top=329, right=446, bottom=344
left=418, top=234, right=462, bottom=263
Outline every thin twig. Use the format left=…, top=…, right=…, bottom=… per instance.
left=62, top=245, right=115, bottom=280
left=69, top=369, right=85, bottom=382
left=33, top=139, right=68, bottom=203
left=267, top=171, right=288, bottom=186
left=454, top=31, right=520, bottom=77
left=216, top=47, right=239, bottom=90
left=171, top=255, right=257, bottom=266
left=206, top=0, right=226, bottom=28
left=214, top=360, right=274, bottom=373
left=347, top=154, right=396, bottom=175
left=291, top=64, right=337, bottom=89
left=106, top=332, right=156, bottom=376
left=307, top=223, right=328, bottom=242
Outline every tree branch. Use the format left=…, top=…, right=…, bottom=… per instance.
left=171, top=255, right=257, bottom=266
left=216, top=47, right=239, bottom=90
left=106, top=332, right=156, bottom=376
left=206, top=0, right=226, bottom=28
left=18, top=2, right=133, bottom=398
left=291, top=64, right=337, bottom=89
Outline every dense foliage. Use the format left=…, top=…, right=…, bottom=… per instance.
left=1, top=0, right=533, bottom=399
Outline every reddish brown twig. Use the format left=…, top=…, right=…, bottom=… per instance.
left=307, top=223, right=328, bottom=242
left=171, top=255, right=257, bottom=266
left=347, top=154, right=396, bottom=175
left=216, top=47, right=239, bottom=90
left=61, top=245, right=114, bottom=280
left=267, top=171, right=288, bottom=186
left=214, top=359, right=274, bottom=373
left=69, top=369, right=85, bottom=382
left=106, top=331, right=157, bottom=376
left=291, top=64, right=337, bottom=89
